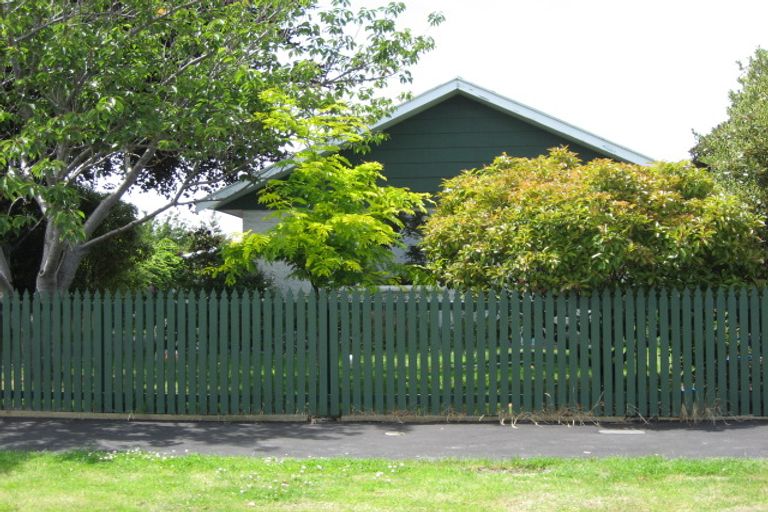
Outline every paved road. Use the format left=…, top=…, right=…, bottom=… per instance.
left=1, top=418, right=767, bottom=458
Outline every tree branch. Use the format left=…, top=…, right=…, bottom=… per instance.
left=78, top=170, right=198, bottom=251
left=82, top=144, right=157, bottom=237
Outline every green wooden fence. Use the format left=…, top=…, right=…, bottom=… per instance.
left=1, top=288, right=766, bottom=418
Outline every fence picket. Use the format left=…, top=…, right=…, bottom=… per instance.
left=476, top=292, right=487, bottom=415
left=41, top=293, right=52, bottom=411
left=715, top=289, right=727, bottom=415
left=430, top=290, right=441, bottom=415
left=32, top=293, right=42, bottom=410
left=52, top=293, right=62, bottom=411
left=499, top=292, right=510, bottom=412
left=762, top=288, right=768, bottom=417
left=229, top=292, right=240, bottom=415
left=254, top=291, right=264, bottom=413
left=240, top=291, right=250, bottom=414
left=566, top=292, right=577, bottom=411
left=521, top=292, right=533, bottom=412
left=122, top=293, right=133, bottom=413
left=590, top=292, right=601, bottom=416
left=441, top=290, right=452, bottom=413
left=362, top=292, right=373, bottom=413
left=340, top=291, right=350, bottom=416
left=647, top=290, right=658, bottom=418
left=601, top=290, right=613, bottom=416
left=450, top=292, right=464, bottom=413
left=263, top=292, right=273, bottom=414
left=738, top=288, right=750, bottom=415
left=187, top=292, right=198, bottom=415
left=693, top=288, right=705, bottom=413
left=373, top=292, right=384, bottom=414
left=328, top=291, right=339, bottom=418
left=103, top=291, right=113, bottom=413
left=670, top=289, right=682, bottom=416
left=195, top=293, right=207, bottom=415
left=726, top=289, right=738, bottom=415
left=1, top=296, right=10, bottom=409
left=385, top=292, right=395, bottom=414
left=328, top=292, right=340, bottom=417
left=556, top=293, right=567, bottom=410
left=274, top=292, right=284, bottom=415
left=659, top=290, right=670, bottom=417
left=464, top=291, right=475, bottom=414
left=636, top=290, right=647, bottom=417
left=509, top=291, right=521, bottom=413
left=82, top=292, right=93, bottom=412
left=681, top=289, right=693, bottom=416
left=578, top=294, right=590, bottom=412
left=488, top=292, right=499, bottom=415
left=625, top=290, right=636, bottom=415
left=704, top=289, right=716, bottom=411
left=12, top=294, right=22, bottom=409
left=62, top=294, right=72, bottom=412
left=533, top=293, right=544, bottom=412
left=750, top=288, right=761, bottom=416
left=350, top=290, right=361, bottom=413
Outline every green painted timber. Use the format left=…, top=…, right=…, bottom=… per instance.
left=223, top=95, right=615, bottom=212
left=533, top=294, right=544, bottom=412
left=647, top=291, right=659, bottom=418
left=2, top=288, right=768, bottom=419
left=604, top=290, right=616, bottom=416
left=373, top=293, right=384, bottom=414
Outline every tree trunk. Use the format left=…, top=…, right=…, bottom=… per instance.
left=35, top=242, right=86, bottom=294
left=0, top=248, right=14, bottom=298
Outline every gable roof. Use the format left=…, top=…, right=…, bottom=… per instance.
left=198, top=77, right=654, bottom=213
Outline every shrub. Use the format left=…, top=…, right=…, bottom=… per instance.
left=421, top=148, right=766, bottom=291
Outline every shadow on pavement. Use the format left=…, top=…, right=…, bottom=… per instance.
left=0, top=418, right=414, bottom=453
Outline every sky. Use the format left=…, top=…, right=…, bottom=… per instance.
left=131, top=0, right=768, bottom=233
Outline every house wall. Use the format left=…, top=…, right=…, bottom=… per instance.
left=221, top=93, right=608, bottom=212
left=242, top=210, right=311, bottom=292
left=234, top=93, right=618, bottom=291
left=341, top=94, right=606, bottom=193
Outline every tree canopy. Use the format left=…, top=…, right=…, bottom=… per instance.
left=0, top=0, right=442, bottom=295
left=692, top=48, right=768, bottom=208
left=218, top=152, right=428, bottom=291
left=131, top=219, right=271, bottom=293
left=421, top=148, right=766, bottom=292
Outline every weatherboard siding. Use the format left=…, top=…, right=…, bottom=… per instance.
left=224, top=94, right=608, bottom=212
left=352, top=94, right=604, bottom=193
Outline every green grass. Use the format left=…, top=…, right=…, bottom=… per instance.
left=0, top=451, right=766, bottom=511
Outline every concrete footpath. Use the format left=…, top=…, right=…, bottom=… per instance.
left=1, top=418, right=767, bottom=458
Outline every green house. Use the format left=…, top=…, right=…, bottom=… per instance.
left=200, top=78, right=652, bottom=289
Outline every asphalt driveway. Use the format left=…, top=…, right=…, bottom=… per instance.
left=1, top=418, right=767, bottom=458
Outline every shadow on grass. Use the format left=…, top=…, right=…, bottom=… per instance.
left=0, top=450, right=36, bottom=475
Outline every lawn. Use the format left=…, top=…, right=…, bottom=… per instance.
left=0, top=451, right=766, bottom=511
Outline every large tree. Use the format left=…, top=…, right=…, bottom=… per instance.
left=421, top=148, right=766, bottom=292
left=692, top=48, right=768, bottom=208
left=0, top=0, right=442, bottom=295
